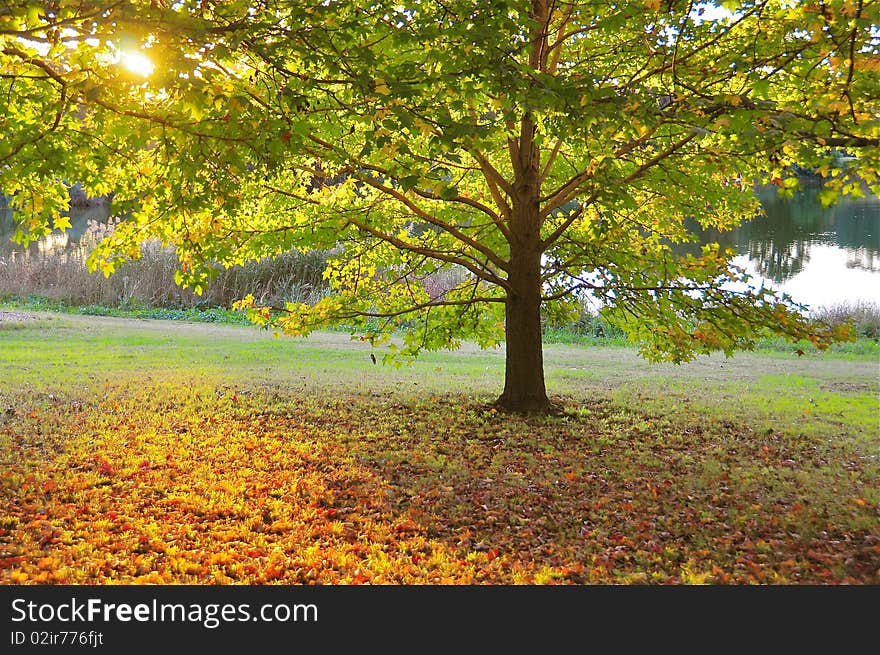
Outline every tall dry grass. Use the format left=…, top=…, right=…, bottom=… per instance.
left=0, top=219, right=330, bottom=309
left=810, top=300, right=880, bottom=340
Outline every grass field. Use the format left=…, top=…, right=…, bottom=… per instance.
left=1, top=313, right=878, bottom=583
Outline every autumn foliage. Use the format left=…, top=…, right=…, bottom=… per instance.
left=2, top=380, right=877, bottom=585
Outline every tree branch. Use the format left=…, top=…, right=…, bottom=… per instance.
left=336, top=296, right=505, bottom=320
left=541, top=130, right=657, bottom=212
left=346, top=217, right=510, bottom=290
left=409, top=187, right=500, bottom=222
left=354, top=174, right=510, bottom=272
left=540, top=130, right=700, bottom=249
left=0, top=47, right=68, bottom=164
left=540, top=138, right=563, bottom=184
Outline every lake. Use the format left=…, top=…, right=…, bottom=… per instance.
left=683, top=182, right=879, bottom=307
left=2, top=182, right=878, bottom=309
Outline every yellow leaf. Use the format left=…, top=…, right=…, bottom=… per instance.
left=842, top=0, right=858, bottom=17
left=53, top=215, right=72, bottom=231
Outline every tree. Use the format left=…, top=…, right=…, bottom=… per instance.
left=2, top=1, right=878, bottom=412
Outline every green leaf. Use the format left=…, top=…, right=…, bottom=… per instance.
left=817, top=188, right=838, bottom=207
left=0, top=0, right=872, bottom=410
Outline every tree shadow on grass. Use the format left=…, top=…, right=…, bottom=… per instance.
left=1, top=384, right=877, bottom=584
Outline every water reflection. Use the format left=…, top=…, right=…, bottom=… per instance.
left=747, top=184, right=879, bottom=279
left=0, top=202, right=111, bottom=255
left=677, top=181, right=878, bottom=305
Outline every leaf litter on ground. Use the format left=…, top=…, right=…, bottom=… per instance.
left=1, top=379, right=877, bottom=585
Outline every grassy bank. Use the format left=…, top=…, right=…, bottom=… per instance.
left=4, top=295, right=880, bottom=356
left=1, top=313, right=877, bottom=584
left=3, top=218, right=878, bottom=356
left=1, top=295, right=253, bottom=326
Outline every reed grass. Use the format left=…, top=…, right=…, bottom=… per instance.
left=0, top=218, right=330, bottom=309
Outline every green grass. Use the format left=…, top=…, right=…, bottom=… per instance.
left=1, top=312, right=878, bottom=584
left=1, top=295, right=253, bottom=326
left=5, top=295, right=879, bottom=356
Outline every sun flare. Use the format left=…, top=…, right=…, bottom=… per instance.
left=119, top=50, right=155, bottom=77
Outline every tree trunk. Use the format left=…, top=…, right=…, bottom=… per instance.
left=497, top=11, right=551, bottom=412
left=495, top=240, right=552, bottom=414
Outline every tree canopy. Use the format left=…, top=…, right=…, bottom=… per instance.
left=1, top=1, right=878, bottom=411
